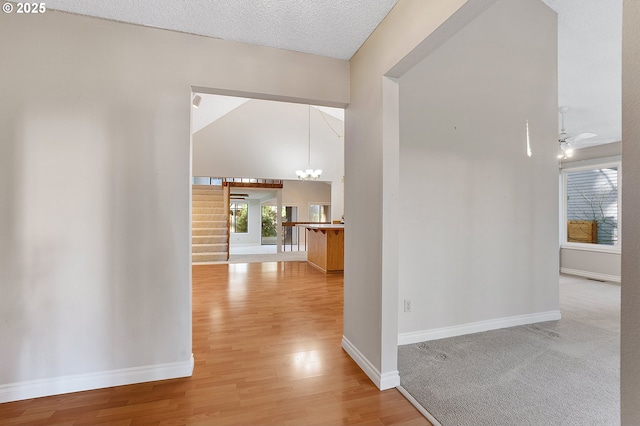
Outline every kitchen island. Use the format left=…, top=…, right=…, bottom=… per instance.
left=304, top=224, right=344, bottom=273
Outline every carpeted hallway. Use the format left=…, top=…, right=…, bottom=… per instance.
left=398, top=274, right=620, bottom=425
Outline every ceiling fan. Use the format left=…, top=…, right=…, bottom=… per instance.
left=558, top=106, right=597, bottom=159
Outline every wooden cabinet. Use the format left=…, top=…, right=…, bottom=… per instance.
left=305, top=225, right=344, bottom=273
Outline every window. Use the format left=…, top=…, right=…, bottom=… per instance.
left=260, top=205, right=294, bottom=245
left=309, top=204, right=331, bottom=222
left=563, top=163, right=620, bottom=247
left=192, top=176, right=222, bottom=186
left=261, top=206, right=278, bottom=238
left=229, top=202, right=248, bottom=233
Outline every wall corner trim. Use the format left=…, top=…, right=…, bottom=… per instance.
left=341, top=336, right=399, bottom=390
left=0, top=354, right=195, bottom=404
left=398, top=311, right=562, bottom=346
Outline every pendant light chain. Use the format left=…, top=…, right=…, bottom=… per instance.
left=308, top=104, right=311, bottom=167
left=295, top=104, right=323, bottom=180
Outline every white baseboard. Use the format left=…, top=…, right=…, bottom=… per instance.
left=341, top=336, right=400, bottom=390
left=0, top=354, right=194, bottom=404
left=380, top=370, right=401, bottom=390
left=561, top=267, right=621, bottom=283
left=398, top=311, right=562, bottom=346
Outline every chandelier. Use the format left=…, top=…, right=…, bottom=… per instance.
left=296, top=105, right=322, bottom=180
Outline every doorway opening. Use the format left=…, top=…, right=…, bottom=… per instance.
left=190, top=91, right=344, bottom=263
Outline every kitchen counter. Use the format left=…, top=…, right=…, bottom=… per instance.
left=303, top=224, right=344, bottom=273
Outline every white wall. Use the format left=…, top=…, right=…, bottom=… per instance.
left=193, top=99, right=344, bottom=222
left=345, top=0, right=500, bottom=389
left=331, top=177, right=345, bottom=222
left=621, top=1, right=640, bottom=422
left=0, top=9, right=348, bottom=402
left=281, top=180, right=332, bottom=223
left=560, top=249, right=620, bottom=280
left=397, top=0, right=559, bottom=339
left=560, top=142, right=622, bottom=281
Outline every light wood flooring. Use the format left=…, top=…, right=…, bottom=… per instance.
left=0, top=262, right=430, bottom=425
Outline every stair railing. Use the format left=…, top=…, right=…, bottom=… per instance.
left=281, top=222, right=330, bottom=252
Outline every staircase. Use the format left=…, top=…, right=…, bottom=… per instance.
left=192, top=185, right=228, bottom=263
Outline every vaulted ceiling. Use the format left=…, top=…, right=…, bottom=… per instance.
left=45, top=0, right=622, bottom=149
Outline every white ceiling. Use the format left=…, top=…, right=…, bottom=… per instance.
left=43, top=0, right=397, bottom=60
left=542, top=0, right=622, bottom=148
left=192, top=94, right=344, bottom=135
left=47, top=0, right=622, bottom=149
left=192, top=95, right=249, bottom=134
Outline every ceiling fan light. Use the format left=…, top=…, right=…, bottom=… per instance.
left=557, top=106, right=597, bottom=157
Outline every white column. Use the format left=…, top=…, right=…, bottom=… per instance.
left=276, top=188, right=283, bottom=253
left=331, top=177, right=344, bottom=223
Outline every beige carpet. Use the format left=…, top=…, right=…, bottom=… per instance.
left=398, top=274, right=620, bottom=425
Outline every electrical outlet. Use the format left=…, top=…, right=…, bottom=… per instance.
left=404, top=299, right=411, bottom=312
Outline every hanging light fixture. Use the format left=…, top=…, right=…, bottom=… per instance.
left=557, top=106, right=574, bottom=160
left=296, top=105, right=322, bottom=180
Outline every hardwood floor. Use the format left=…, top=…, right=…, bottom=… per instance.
left=0, top=261, right=430, bottom=425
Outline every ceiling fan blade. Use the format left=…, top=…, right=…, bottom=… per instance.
left=570, top=132, right=597, bottom=142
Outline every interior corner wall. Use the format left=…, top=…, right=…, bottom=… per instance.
left=345, top=0, right=494, bottom=389
left=0, top=10, right=348, bottom=402
left=397, top=0, right=559, bottom=339
left=621, top=0, right=640, bottom=422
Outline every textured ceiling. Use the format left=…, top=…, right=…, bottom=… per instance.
left=43, top=0, right=398, bottom=60
left=46, top=0, right=622, bottom=149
